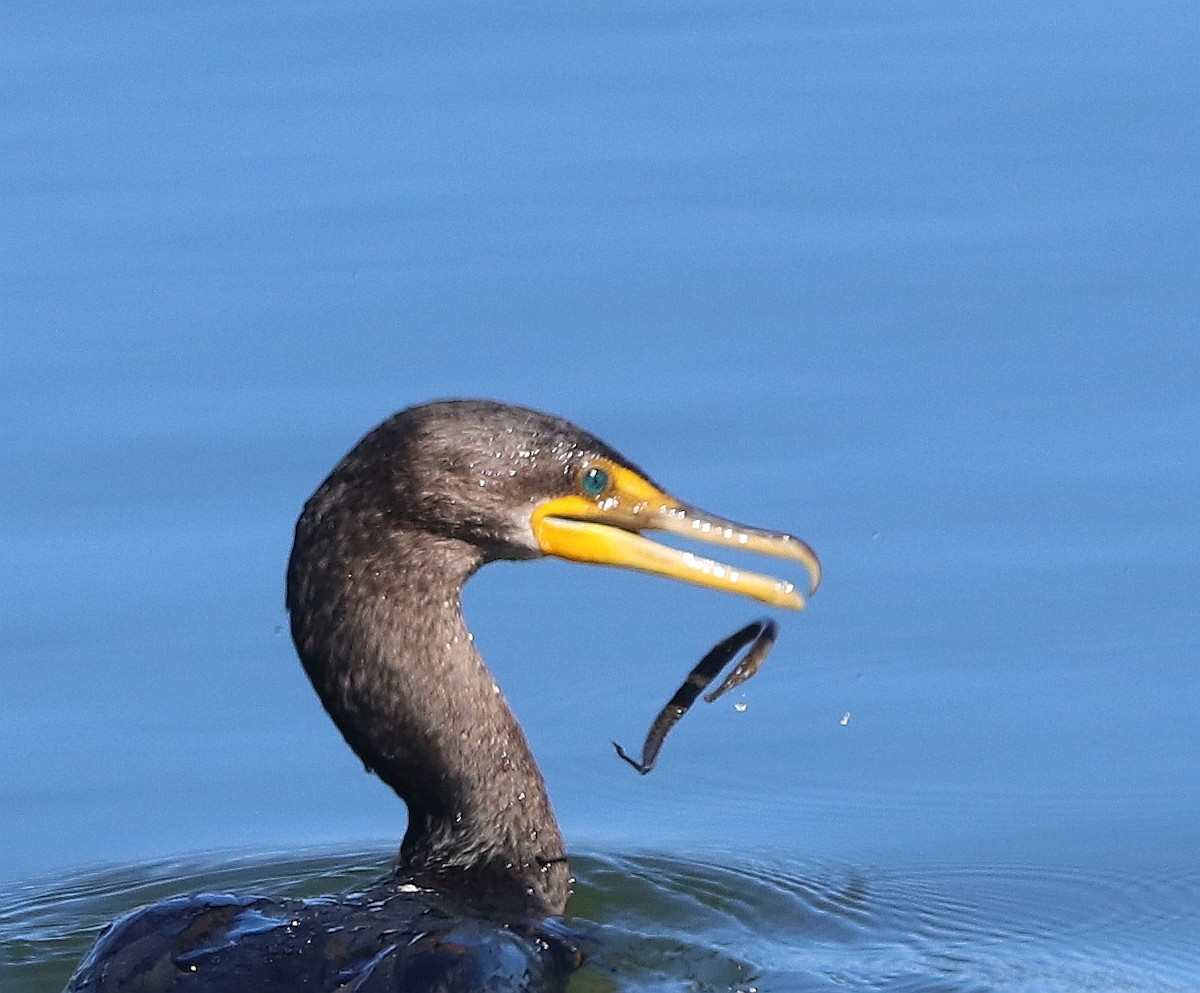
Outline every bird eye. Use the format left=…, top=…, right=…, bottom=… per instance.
left=579, top=465, right=610, bottom=497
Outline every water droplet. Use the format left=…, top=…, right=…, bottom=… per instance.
left=734, top=700, right=748, bottom=713
left=840, top=712, right=851, bottom=726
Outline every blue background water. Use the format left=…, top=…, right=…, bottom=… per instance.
left=2, top=2, right=1198, bottom=990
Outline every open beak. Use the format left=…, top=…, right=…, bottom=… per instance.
left=530, top=460, right=820, bottom=610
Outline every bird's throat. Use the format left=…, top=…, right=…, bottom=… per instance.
left=287, top=522, right=570, bottom=918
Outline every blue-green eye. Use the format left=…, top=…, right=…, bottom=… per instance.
left=580, top=465, right=610, bottom=497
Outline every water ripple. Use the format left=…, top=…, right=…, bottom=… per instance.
left=567, top=852, right=1200, bottom=992
left=2, top=847, right=1198, bottom=992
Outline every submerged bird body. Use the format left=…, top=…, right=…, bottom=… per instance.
left=66, top=400, right=819, bottom=993
left=66, top=883, right=579, bottom=992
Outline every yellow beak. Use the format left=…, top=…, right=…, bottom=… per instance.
left=530, top=461, right=820, bottom=610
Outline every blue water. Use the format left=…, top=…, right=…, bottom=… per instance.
left=2, top=2, right=1198, bottom=990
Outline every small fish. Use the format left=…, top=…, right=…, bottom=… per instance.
left=613, top=619, right=779, bottom=775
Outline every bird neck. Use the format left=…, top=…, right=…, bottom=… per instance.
left=287, top=523, right=570, bottom=919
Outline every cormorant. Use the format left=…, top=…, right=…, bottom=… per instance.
left=65, top=399, right=820, bottom=992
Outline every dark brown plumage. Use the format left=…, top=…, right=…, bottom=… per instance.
left=286, top=400, right=640, bottom=919
left=65, top=399, right=818, bottom=993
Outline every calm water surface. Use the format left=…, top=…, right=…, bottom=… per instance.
left=2, top=2, right=1198, bottom=990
